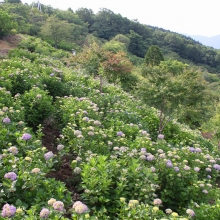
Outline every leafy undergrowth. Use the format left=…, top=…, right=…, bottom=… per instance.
left=0, top=36, right=220, bottom=219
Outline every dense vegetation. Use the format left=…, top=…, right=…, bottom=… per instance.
left=0, top=1, right=220, bottom=219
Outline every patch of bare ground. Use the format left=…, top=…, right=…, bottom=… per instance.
left=42, top=117, right=81, bottom=206
left=0, top=34, right=23, bottom=57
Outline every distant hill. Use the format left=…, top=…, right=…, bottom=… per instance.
left=187, top=34, right=220, bottom=49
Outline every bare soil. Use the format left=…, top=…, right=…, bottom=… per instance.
left=0, top=35, right=23, bottom=57
left=41, top=118, right=81, bottom=203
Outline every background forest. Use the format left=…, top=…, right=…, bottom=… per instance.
left=0, top=0, right=220, bottom=219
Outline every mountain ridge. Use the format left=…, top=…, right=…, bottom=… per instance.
left=186, top=34, right=220, bottom=49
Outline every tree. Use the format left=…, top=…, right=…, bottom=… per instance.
left=40, top=16, right=72, bottom=48
left=128, top=30, right=146, bottom=57
left=144, top=45, right=164, bottom=66
left=75, top=7, right=95, bottom=29
left=138, top=59, right=213, bottom=135
left=0, top=9, right=17, bottom=38
left=102, top=40, right=126, bottom=53
left=5, top=0, right=21, bottom=3
left=112, top=34, right=130, bottom=48
left=70, top=42, right=133, bottom=92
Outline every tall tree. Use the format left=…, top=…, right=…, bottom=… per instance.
left=40, top=16, right=72, bottom=48
left=138, top=59, right=213, bottom=134
left=144, top=45, right=164, bottom=66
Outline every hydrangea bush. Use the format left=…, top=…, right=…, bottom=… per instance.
left=0, top=35, right=219, bottom=219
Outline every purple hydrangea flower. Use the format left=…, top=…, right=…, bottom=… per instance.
left=207, top=175, right=211, bottom=179
left=189, top=147, right=195, bottom=152
left=40, top=208, right=50, bottom=218
left=141, top=148, right=146, bottom=152
left=146, top=155, right=155, bottom=161
left=53, top=201, right=64, bottom=211
left=174, top=166, right=180, bottom=172
left=2, top=117, right=11, bottom=124
left=44, top=151, right=54, bottom=161
left=117, top=131, right=124, bottom=137
left=158, top=134, right=164, bottom=139
left=1, top=204, right=16, bottom=218
left=213, top=164, right=220, bottom=170
left=50, top=73, right=55, bottom=76
left=22, top=133, right=32, bottom=141
left=4, top=172, right=17, bottom=181
left=166, top=160, right=173, bottom=168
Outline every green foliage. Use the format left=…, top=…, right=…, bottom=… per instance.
left=21, top=87, right=54, bottom=130
left=128, top=30, right=146, bottom=57
left=138, top=59, right=213, bottom=133
left=40, top=16, right=73, bottom=48
left=0, top=8, right=18, bottom=38
left=112, top=34, right=130, bottom=48
left=102, top=40, right=126, bottom=53
left=8, top=48, right=38, bottom=61
left=41, top=76, right=71, bottom=100
left=144, top=45, right=164, bottom=66
left=80, top=155, right=158, bottom=216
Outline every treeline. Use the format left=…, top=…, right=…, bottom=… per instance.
left=1, top=1, right=220, bottom=72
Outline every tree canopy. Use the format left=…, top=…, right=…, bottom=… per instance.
left=40, top=16, right=72, bottom=48
left=144, top=45, right=164, bottom=66
left=0, top=8, right=17, bottom=38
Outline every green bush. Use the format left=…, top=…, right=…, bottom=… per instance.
left=21, top=87, right=54, bottom=130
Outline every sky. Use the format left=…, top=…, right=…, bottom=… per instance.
left=22, top=0, right=220, bottom=37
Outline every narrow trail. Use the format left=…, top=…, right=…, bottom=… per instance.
left=41, top=117, right=81, bottom=202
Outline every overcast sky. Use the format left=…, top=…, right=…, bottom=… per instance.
left=22, top=0, right=220, bottom=37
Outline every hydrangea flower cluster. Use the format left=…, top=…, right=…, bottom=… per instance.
left=53, top=201, right=64, bottom=211
left=166, top=160, right=173, bottom=168
left=57, top=144, right=64, bottom=151
left=22, top=133, right=32, bottom=141
left=1, top=204, right=16, bottom=218
left=117, top=131, right=125, bottom=137
left=44, top=151, right=54, bottom=160
left=72, top=201, right=89, bottom=214
left=186, top=209, right=195, bottom=217
left=157, top=134, right=164, bottom=139
left=153, top=198, right=162, bottom=206
left=2, top=117, right=11, bottom=123
left=40, top=208, right=50, bottom=218
left=4, top=172, right=17, bottom=181
left=8, top=146, right=18, bottom=154
left=74, top=167, right=82, bottom=174
left=31, top=168, right=40, bottom=173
